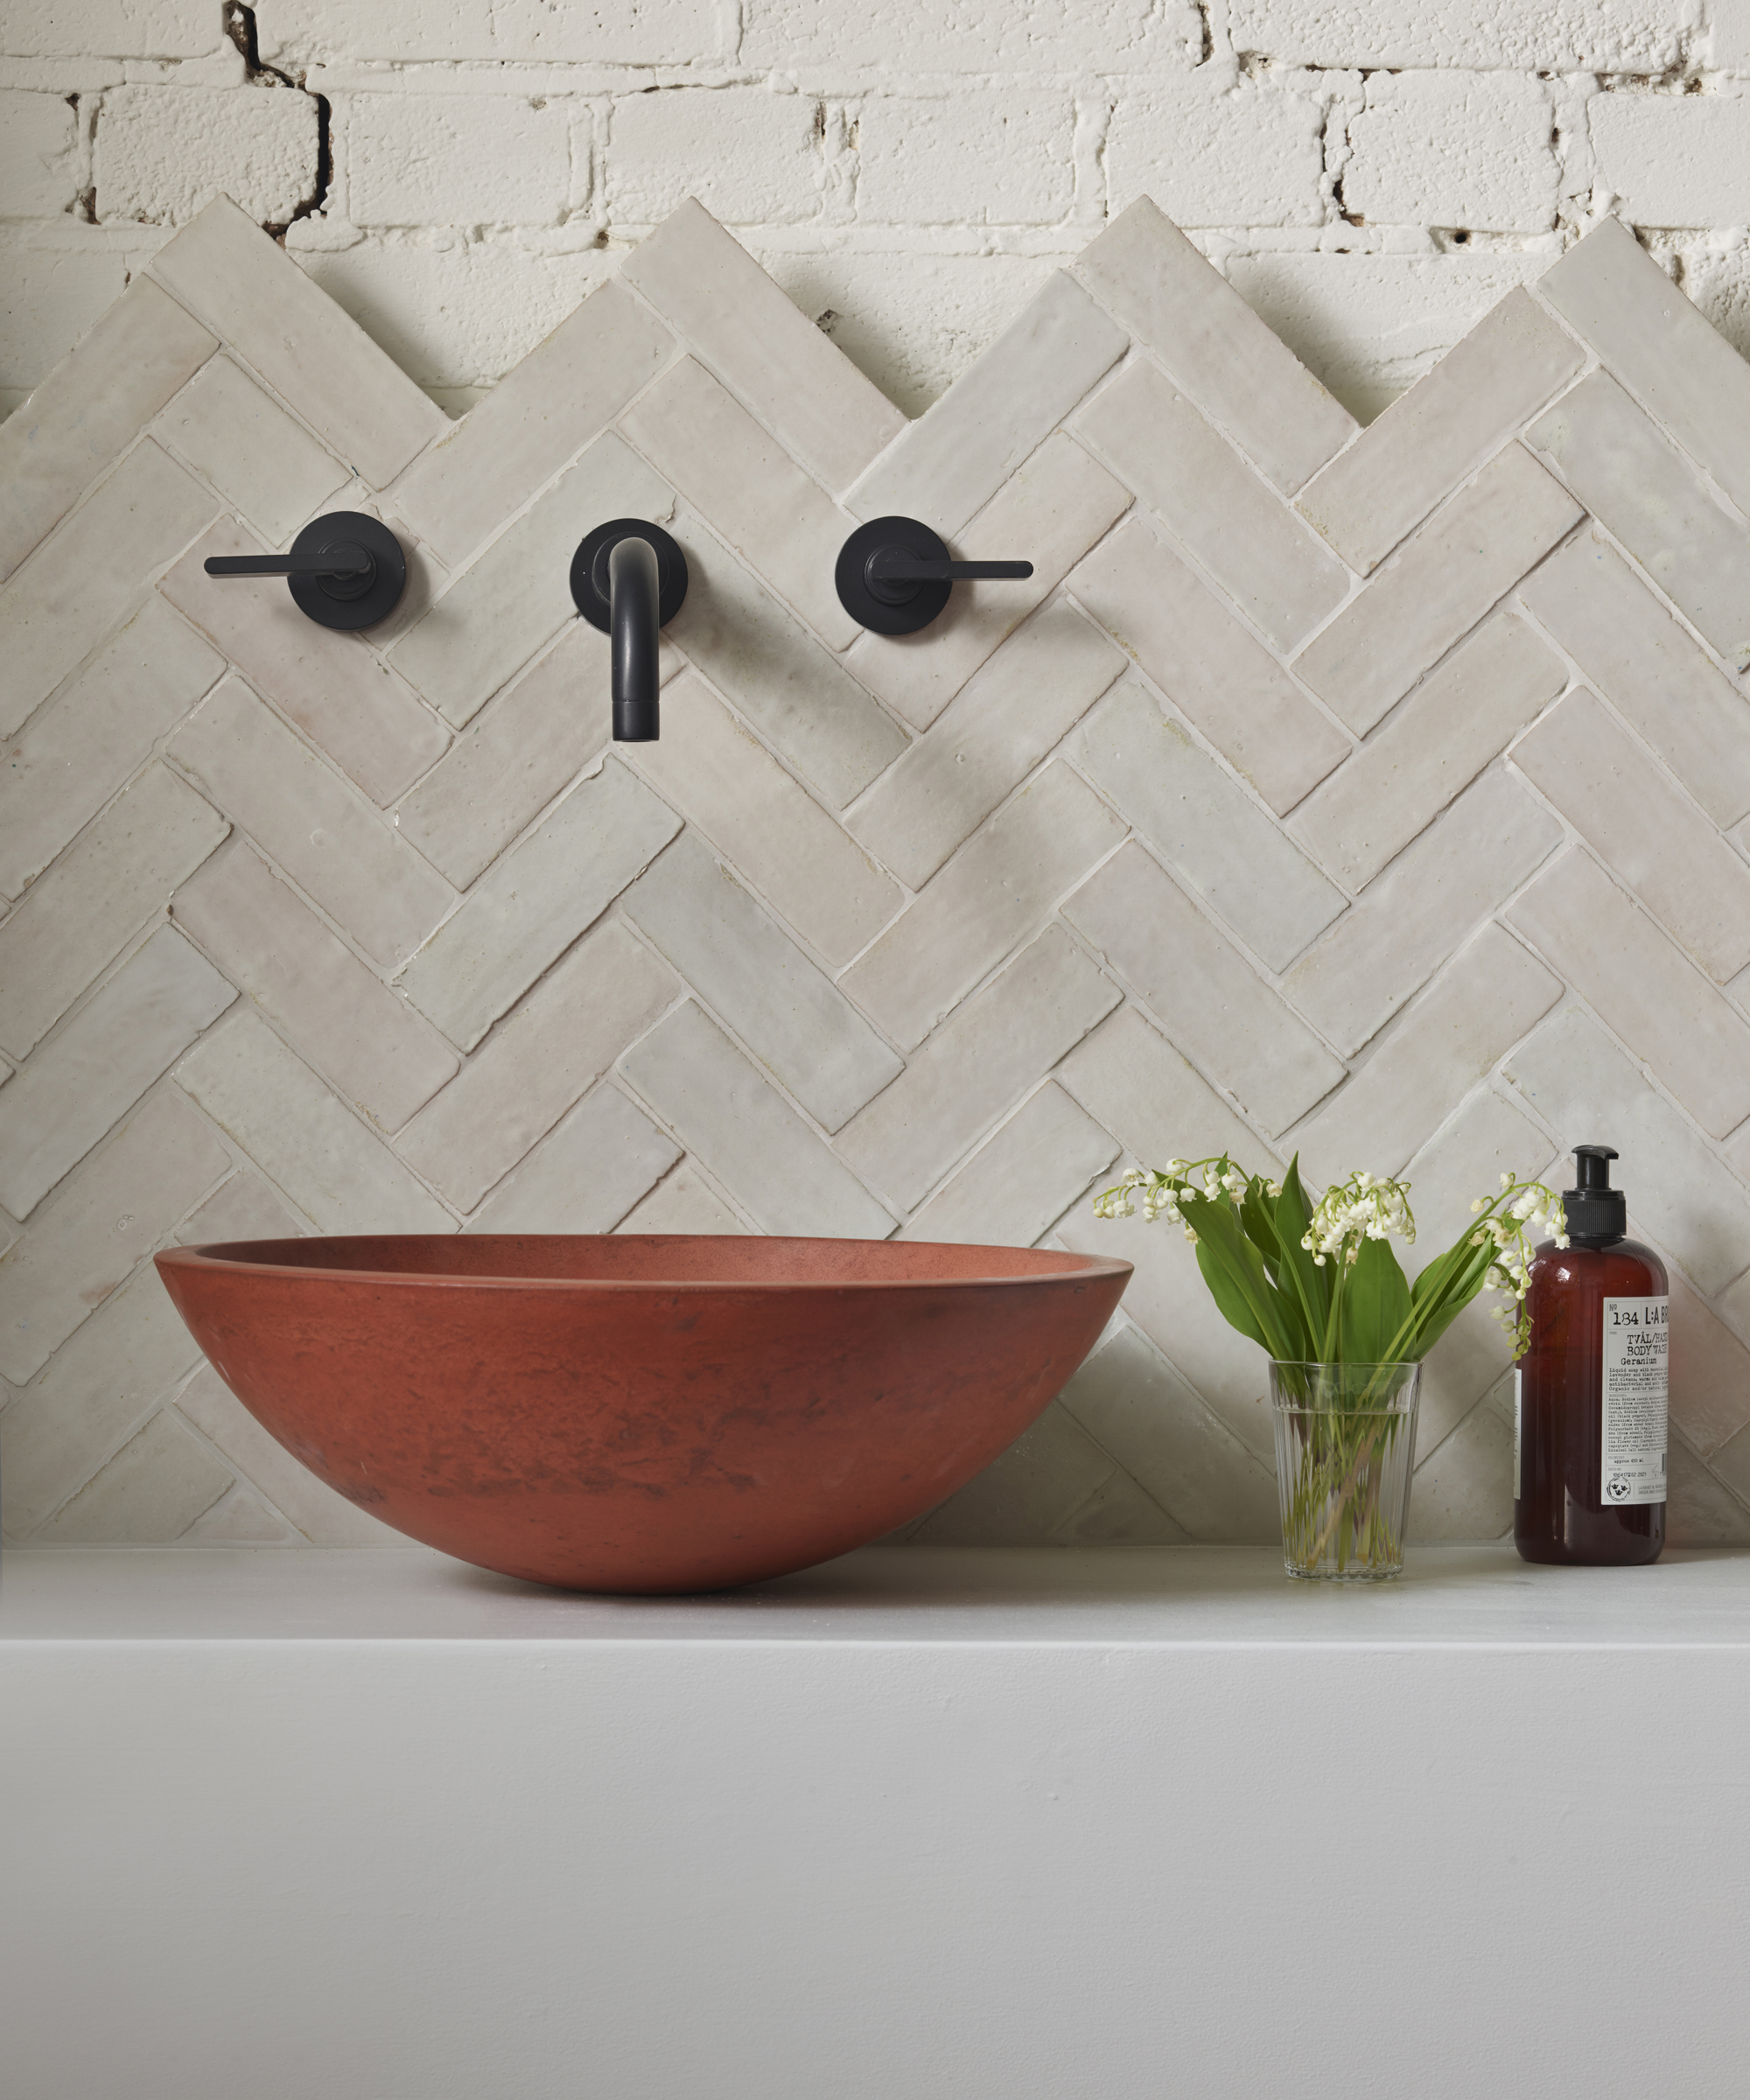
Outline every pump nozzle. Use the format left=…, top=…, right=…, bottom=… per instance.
left=1564, top=1143, right=1626, bottom=1243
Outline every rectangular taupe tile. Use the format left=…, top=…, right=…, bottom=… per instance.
left=388, top=430, right=676, bottom=728
left=1292, top=612, right=1569, bottom=891
left=1668, top=1422, right=1750, bottom=1547
left=837, top=928, right=1120, bottom=1212
left=168, top=678, right=454, bottom=973
left=0, top=1264, right=206, bottom=1539
left=150, top=195, right=445, bottom=489
left=1284, top=766, right=1563, bottom=1055
left=0, top=438, right=220, bottom=739
left=843, top=431, right=1132, bottom=732
left=1293, top=443, right=1582, bottom=736
left=161, top=519, right=450, bottom=806
left=620, top=832, right=900, bottom=1133
left=397, top=922, right=676, bottom=1209
left=0, top=1088, right=230, bottom=1387
left=629, top=673, right=901, bottom=970
left=665, top=508, right=907, bottom=808
left=176, top=1012, right=454, bottom=1235
left=1519, top=529, right=1750, bottom=829
left=1074, top=199, right=1354, bottom=496
left=1508, top=848, right=1750, bottom=1138
left=397, top=758, right=680, bottom=1054
left=1055, top=1322, right=1279, bottom=1541
left=151, top=354, right=351, bottom=547
left=176, top=1171, right=307, bottom=1245
left=911, top=1401, right=1124, bottom=1547
left=847, top=602, right=1125, bottom=890
left=1512, top=687, right=1750, bottom=981
left=614, top=1158, right=746, bottom=1236
left=620, top=1002, right=896, bottom=1237
left=0, top=927, right=236, bottom=1221
left=34, top=1402, right=233, bottom=1545
left=900, top=1082, right=1119, bottom=1247
left=1071, top=515, right=1350, bottom=815
left=620, top=357, right=859, bottom=647
left=1505, top=1007, right=1750, bottom=1295
left=1067, top=676, right=1346, bottom=968
left=465, top=1082, right=681, bottom=1236
left=172, top=841, right=458, bottom=1134
left=0, top=763, right=230, bottom=1061
left=1538, top=215, right=1750, bottom=522
left=1409, top=1380, right=1513, bottom=1542
left=0, top=276, right=215, bottom=584
left=393, top=623, right=613, bottom=890
left=847, top=273, right=1127, bottom=537
left=0, top=596, right=224, bottom=901
left=1065, top=842, right=1345, bottom=1136
left=1075, top=356, right=1350, bottom=650
left=620, top=199, right=906, bottom=495
left=843, top=762, right=1126, bottom=1053
left=1662, top=1265, right=1750, bottom=1460
left=1296, top=289, right=1585, bottom=574
left=1526, top=370, right=1750, bottom=669
left=1288, top=924, right=1561, bottom=1187
left=393, top=277, right=674, bottom=569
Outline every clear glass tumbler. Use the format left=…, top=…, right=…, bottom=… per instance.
left=1270, top=1361, right=1421, bottom=1581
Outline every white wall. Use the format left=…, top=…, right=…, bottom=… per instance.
left=9, top=2, right=1750, bottom=424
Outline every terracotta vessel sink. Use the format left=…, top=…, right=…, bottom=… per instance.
left=155, top=1235, right=1131, bottom=1592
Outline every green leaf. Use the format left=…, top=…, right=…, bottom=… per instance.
left=1194, top=1238, right=1272, bottom=1350
left=1339, top=1236, right=1413, bottom=1362
left=1402, top=1235, right=1498, bottom=1355
left=1182, top=1193, right=1300, bottom=1360
left=1269, top=1157, right=1329, bottom=1358
left=1240, top=1181, right=1281, bottom=1272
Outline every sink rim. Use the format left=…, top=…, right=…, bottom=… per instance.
left=157, top=1232, right=1135, bottom=1297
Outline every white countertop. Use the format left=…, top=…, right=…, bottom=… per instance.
left=5, top=1538, right=1750, bottom=1645
left=9, top=1540, right=1750, bottom=2099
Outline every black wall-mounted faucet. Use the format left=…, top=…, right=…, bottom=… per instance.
left=836, top=516, right=1032, bottom=635
left=570, top=520, right=689, bottom=740
left=203, top=511, right=408, bottom=630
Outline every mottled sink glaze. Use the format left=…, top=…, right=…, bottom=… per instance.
left=155, top=1235, right=1130, bottom=1592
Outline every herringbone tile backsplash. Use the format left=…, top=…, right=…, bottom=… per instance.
left=4, top=195, right=1750, bottom=1550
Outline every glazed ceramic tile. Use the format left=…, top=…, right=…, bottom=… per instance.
left=8, top=195, right=1750, bottom=1544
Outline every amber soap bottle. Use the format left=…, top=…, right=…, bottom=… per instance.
left=1514, top=1145, right=1668, bottom=1567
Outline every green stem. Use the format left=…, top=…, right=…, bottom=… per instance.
left=1320, top=1261, right=1344, bottom=1364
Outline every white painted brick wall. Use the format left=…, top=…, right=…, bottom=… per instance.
left=345, top=93, right=576, bottom=228
left=1340, top=73, right=1559, bottom=234
left=9, top=4, right=1750, bottom=420
left=95, top=84, right=321, bottom=229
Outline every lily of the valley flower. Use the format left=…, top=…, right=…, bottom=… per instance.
left=1095, top=1152, right=1570, bottom=1367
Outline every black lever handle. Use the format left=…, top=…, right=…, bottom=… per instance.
left=866, top=551, right=1034, bottom=585
left=206, top=552, right=375, bottom=580
left=198, top=512, right=408, bottom=632
left=836, top=516, right=1034, bottom=635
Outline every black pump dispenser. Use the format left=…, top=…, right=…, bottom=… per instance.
left=1564, top=1144, right=1627, bottom=1246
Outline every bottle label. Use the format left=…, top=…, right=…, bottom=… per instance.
left=1600, top=1296, right=1669, bottom=1507
left=1513, top=1368, right=1522, bottom=1501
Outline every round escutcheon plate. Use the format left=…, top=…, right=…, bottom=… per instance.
left=287, top=512, right=408, bottom=631
left=834, top=515, right=953, bottom=635
left=570, top=521, right=689, bottom=634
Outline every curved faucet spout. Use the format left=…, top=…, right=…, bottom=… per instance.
left=609, top=534, right=662, bottom=742
left=570, top=519, right=689, bottom=744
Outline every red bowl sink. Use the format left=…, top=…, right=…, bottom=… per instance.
left=155, top=1235, right=1131, bottom=1592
